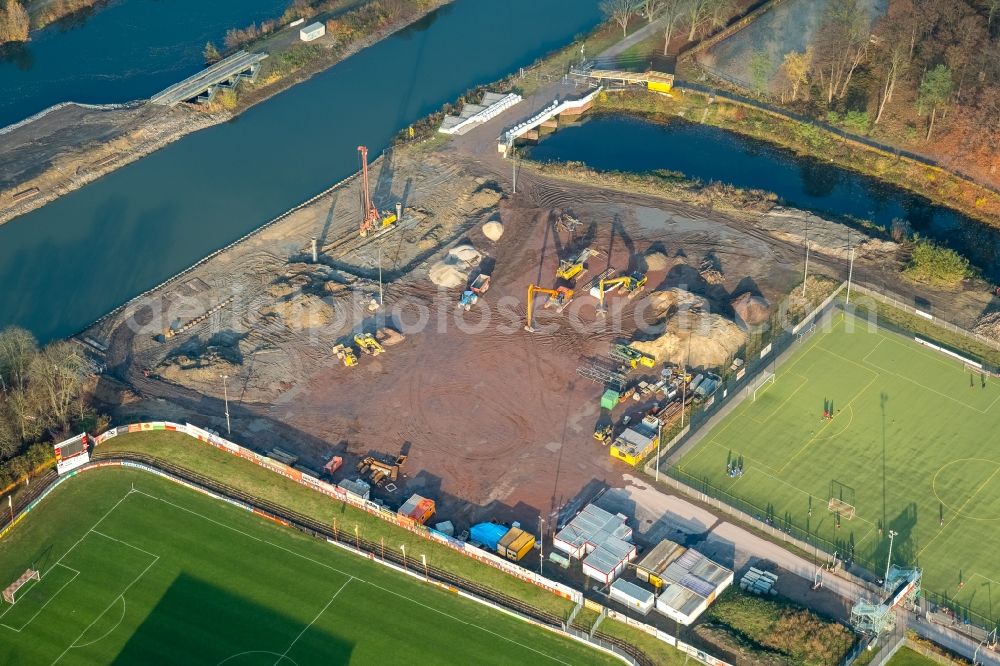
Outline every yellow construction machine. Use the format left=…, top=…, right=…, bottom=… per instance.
left=354, top=333, right=384, bottom=356
left=556, top=248, right=600, bottom=281
left=332, top=343, right=358, bottom=367
left=356, top=454, right=407, bottom=486
left=595, top=271, right=648, bottom=315
left=524, top=284, right=574, bottom=332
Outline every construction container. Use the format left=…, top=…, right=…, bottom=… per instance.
left=497, top=527, right=535, bottom=561
left=337, top=478, right=370, bottom=501
left=299, top=22, right=325, bottom=41
left=434, top=521, right=454, bottom=537
left=398, top=494, right=435, bottom=525
left=324, top=456, right=343, bottom=475
left=610, top=579, right=655, bottom=615
left=470, top=522, right=508, bottom=550
left=601, top=389, right=620, bottom=410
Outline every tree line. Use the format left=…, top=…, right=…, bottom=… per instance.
left=0, top=327, right=97, bottom=489
left=764, top=0, right=999, bottom=154
left=601, top=0, right=740, bottom=51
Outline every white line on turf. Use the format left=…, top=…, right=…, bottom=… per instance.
left=51, top=552, right=159, bottom=666
left=272, top=577, right=353, bottom=666
left=0, top=564, right=80, bottom=633
left=69, top=596, right=126, bottom=649
left=131, top=488, right=576, bottom=665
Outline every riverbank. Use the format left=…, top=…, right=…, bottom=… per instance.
left=0, top=0, right=452, bottom=227
left=592, top=89, right=1000, bottom=231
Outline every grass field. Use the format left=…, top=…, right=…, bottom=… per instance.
left=674, top=311, right=1000, bottom=624
left=885, top=646, right=944, bottom=666
left=0, top=469, right=619, bottom=665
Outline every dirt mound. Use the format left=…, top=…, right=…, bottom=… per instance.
left=731, top=292, right=771, bottom=327
left=646, top=288, right=708, bottom=318
left=482, top=220, right=504, bottom=241
left=632, top=313, right=746, bottom=369
left=159, top=349, right=239, bottom=384
left=429, top=244, right=483, bottom=288
left=260, top=293, right=336, bottom=330
left=974, top=311, right=1000, bottom=338
left=645, top=251, right=669, bottom=272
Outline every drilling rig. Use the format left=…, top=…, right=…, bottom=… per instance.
left=357, top=145, right=398, bottom=237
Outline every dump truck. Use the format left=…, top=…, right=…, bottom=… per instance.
left=458, top=273, right=491, bottom=311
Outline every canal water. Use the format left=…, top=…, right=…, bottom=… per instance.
left=528, top=114, right=1000, bottom=280
left=0, top=0, right=603, bottom=343
left=0, top=0, right=290, bottom=128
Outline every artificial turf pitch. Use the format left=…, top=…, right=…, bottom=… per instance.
left=0, top=469, right=617, bottom=665
left=675, top=311, right=1000, bottom=623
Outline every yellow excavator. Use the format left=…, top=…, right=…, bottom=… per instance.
left=525, top=284, right=574, bottom=332
left=556, top=248, right=600, bottom=281
left=595, top=271, right=648, bottom=315
left=332, top=343, right=358, bottom=367
left=354, top=333, right=384, bottom=356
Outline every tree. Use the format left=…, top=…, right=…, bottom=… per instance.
left=601, top=0, right=640, bottom=37
left=810, top=0, right=871, bottom=103
left=203, top=41, right=221, bottom=65
left=642, top=0, right=663, bottom=23
left=659, top=0, right=685, bottom=54
left=917, top=64, right=952, bottom=140
left=683, top=0, right=712, bottom=41
left=0, top=0, right=29, bottom=44
left=778, top=49, right=811, bottom=102
left=29, top=341, right=87, bottom=432
left=0, top=327, right=37, bottom=393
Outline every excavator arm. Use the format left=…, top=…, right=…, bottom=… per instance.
left=597, top=275, right=633, bottom=314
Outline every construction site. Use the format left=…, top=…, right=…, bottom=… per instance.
left=75, top=69, right=995, bottom=560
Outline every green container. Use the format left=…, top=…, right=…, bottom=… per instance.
left=601, top=389, right=620, bottom=410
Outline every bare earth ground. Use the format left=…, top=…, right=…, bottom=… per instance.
left=79, top=84, right=995, bottom=533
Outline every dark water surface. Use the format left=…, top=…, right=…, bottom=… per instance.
left=0, top=0, right=290, bottom=128
left=528, top=114, right=1000, bottom=279
left=0, top=0, right=602, bottom=342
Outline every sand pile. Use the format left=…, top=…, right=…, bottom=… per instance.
left=731, top=292, right=771, bottom=327
left=632, top=314, right=747, bottom=369
left=645, top=251, right=669, bottom=272
left=429, top=244, right=483, bottom=288
left=482, top=220, right=504, bottom=241
left=160, top=350, right=238, bottom=384
left=261, top=293, right=336, bottom=330
left=646, top=288, right=708, bottom=318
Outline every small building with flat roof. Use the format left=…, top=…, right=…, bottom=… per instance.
left=653, top=545, right=734, bottom=625
left=610, top=579, right=655, bottom=615
left=553, top=503, right=636, bottom=584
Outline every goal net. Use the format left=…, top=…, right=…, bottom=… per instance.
left=749, top=372, right=775, bottom=401
left=3, top=569, right=40, bottom=605
left=797, top=323, right=817, bottom=342
left=828, top=480, right=857, bottom=520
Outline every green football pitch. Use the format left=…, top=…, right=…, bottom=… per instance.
left=674, top=311, right=1000, bottom=624
left=0, top=469, right=618, bottom=665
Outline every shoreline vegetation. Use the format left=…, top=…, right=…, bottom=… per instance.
left=591, top=90, right=1000, bottom=231
left=0, top=0, right=451, bottom=226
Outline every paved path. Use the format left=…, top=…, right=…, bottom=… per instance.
left=596, top=17, right=664, bottom=61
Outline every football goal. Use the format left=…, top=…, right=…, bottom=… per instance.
left=748, top=371, right=775, bottom=401
left=827, top=480, right=857, bottom=521
left=797, top=323, right=817, bottom=342
left=3, top=569, right=40, bottom=605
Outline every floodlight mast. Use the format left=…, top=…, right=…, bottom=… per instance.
left=883, top=530, right=897, bottom=590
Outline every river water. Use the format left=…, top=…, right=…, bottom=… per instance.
left=0, top=0, right=290, bottom=128
left=0, top=0, right=603, bottom=343
left=528, top=114, right=1000, bottom=280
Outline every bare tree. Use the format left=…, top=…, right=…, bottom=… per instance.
left=642, top=0, right=664, bottom=23
left=874, top=39, right=908, bottom=124
left=659, top=0, right=686, bottom=54
left=601, top=0, right=641, bottom=37
left=5, top=387, right=42, bottom=444
left=0, top=327, right=38, bottom=393
left=683, top=0, right=712, bottom=41
left=811, top=0, right=871, bottom=103
left=29, top=342, right=87, bottom=432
